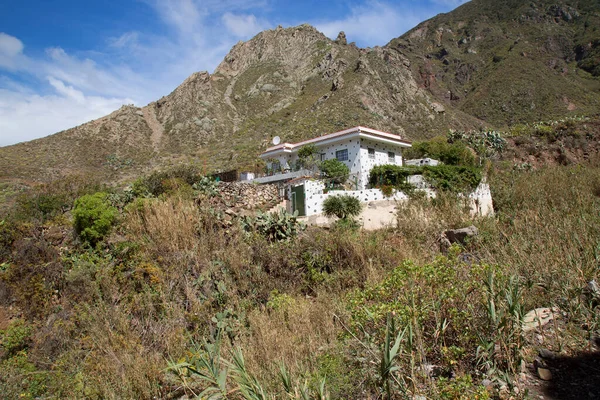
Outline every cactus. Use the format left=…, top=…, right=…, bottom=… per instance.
left=240, top=209, right=304, bottom=241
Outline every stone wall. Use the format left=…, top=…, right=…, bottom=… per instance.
left=217, top=182, right=280, bottom=210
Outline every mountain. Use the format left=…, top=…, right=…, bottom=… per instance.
left=1, top=0, right=599, bottom=182
left=391, top=0, right=600, bottom=125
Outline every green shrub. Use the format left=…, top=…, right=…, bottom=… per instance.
left=320, top=159, right=350, bottom=185
left=1, top=318, right=32, bottom=356
left=297, top=144, right=320, bottom=170
left=422, top=165, right=482, bottom=193
left=73, top=192, right=118, bottom=245
left=404, top=136, right=476, bottom=166
left=448, top=129, right=507, bottom=161
left=139, top=165, right=204, bottom=197
left=368, top=164, right=416, bottom=187
left=322, top=195, right=362, bottom=220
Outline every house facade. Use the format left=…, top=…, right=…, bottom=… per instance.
left=254, top=126, right=412, bottom=191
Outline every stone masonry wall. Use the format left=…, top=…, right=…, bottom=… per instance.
left=217, top=182, right=280, bottom=210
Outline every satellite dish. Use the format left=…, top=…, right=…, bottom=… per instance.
left=272, top=136, right=281, bottom=145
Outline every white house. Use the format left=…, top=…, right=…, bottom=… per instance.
left=251, top=126, right=412, bottom=216
left=253, top=126, right=412, bottom=190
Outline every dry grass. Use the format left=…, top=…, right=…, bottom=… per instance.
left=125, top=196, right=201, bottom=256
left=240, top=294, right=342, bottom=388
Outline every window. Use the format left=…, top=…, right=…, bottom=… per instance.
left=319, top=153, right=326, bottom=161
left=271, top=161, right=281, bottom=173
left=368, top=148, right=375, bottom=159
left=388, top=152, right=395, bottom=163
left=336, top=149, right=348, bottom=161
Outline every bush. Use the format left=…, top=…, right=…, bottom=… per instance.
left=12, top=175, right=103, bottom=223
left=73, top=192, right=118, bottom=245
left=448, top=129, right=507, bottom=161
left=297, top=144, right=320, bottom=170
left=404, top=136, right=476, bottom=166
left=320, top=159, right=350, bottom=185
left=322, top=195, right=362, bottom=220
left=0, top=318, right=32, bottom=356
left=369, top=164, right=416, bottom=187
left=422, top=165, right=482, bottom=193
left=138, top=164, right=204, bottom=197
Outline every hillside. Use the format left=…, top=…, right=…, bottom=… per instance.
left=0, top=0, right=599, bottom=182
left=1, top=122, right=599, bottom=398
left=392, top=0, right=600, bottom=125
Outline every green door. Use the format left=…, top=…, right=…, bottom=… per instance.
left=291, top=184, right=306, bottom=216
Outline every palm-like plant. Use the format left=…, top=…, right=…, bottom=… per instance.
left=322, top=195, right=362, bottom=221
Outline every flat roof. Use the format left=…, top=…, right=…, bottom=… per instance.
left=260, top=126, right=411, bottom=158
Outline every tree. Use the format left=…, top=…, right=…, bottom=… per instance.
left=322, top=195, right=362, bottom=221
left=297, top=144, right=319, bottom=170
left=320, top=159, right=349, bottom=185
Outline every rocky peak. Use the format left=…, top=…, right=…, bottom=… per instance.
left=215, top=24, right=331, bottom=77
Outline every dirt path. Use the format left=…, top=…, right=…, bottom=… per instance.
left=223, top=75, right=239, bottom=112
left=142, top=105, right=164, bottom=152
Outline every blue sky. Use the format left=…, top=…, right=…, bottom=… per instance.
left=0, top=0, right=468, bottom=146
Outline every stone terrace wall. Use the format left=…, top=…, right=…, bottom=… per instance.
left=217, top=182, right=280, bottom=210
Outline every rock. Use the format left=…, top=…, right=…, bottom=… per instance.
left=335, top=31, right=347, bottom=45
left=481, top=378, right=493, bottom=388
left=439, top=235, right=452, bottom=253
left=522, top=307, right=560, bottom=332
left=261, top=84, right=279, bottom=92
left=443, top=225, right=478, bottom=245
left=431, top=102, right=446, bottom=113
left=331, top=76, right=344, bottom=91
left=539, top=348, right=557, bottom=360
left=534, top=357, right=547, bottom=369
left=537, top=367, right=552, bottom=381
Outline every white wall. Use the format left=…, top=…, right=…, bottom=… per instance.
left=268, top=138, right=405, bottom=190
left=358, top=138, right=404, bottom=190
left=299, top=180, right=493, bottom=218
left=305, top=188, right=409, bottom=216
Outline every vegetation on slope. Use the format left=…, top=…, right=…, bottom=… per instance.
left=1, top=119, right=600, bottom=398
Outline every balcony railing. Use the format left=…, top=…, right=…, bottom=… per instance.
left=251, top=169, right=316, bottom=184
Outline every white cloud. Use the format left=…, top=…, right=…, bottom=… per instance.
left=0, top=87, right=133, bottom=145
left=222, top=13, right=268, bottom=38
left=0, top=33, right=23, bottom=57
left=47, top=77, right=86, bottom=104
left=314, top=1, right=424, bottom=46
left=0, top=33, right=25, bottom=70
left=109, top=32, right=140, bottom=49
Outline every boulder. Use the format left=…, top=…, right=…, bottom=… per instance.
left=443, top=225, right=478, bottom=245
